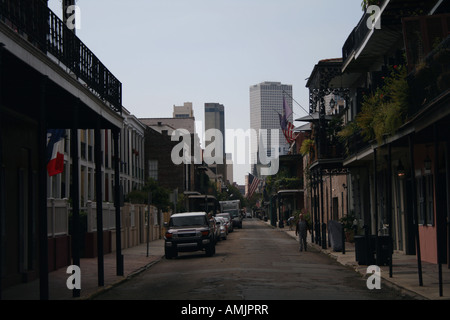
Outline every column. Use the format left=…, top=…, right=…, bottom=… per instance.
left=95, top=119, right=104, bottom=286
left=113, top=128, right=124, bottom=276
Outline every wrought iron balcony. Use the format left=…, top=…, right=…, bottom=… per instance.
left=0, top=0, right=122, bottom=114
left=403, top=14, right=450, bottom=116
left=342, top=10, right=373, bottom=66
left=342, top=0, right=443, bottom=73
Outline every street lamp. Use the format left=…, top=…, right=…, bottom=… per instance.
left=330, top=98, right=336, bottom=114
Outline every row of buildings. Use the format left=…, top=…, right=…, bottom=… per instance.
left=259, top=0, right=449, bottom=297
left=0, top=1, right=238, bottom=298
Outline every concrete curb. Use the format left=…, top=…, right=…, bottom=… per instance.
left=83, top=256, right=165, bottom=300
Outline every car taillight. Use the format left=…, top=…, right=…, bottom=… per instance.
left=165, top=232, right=173, bottom=239
left=201, top=231, right=209, bottom=236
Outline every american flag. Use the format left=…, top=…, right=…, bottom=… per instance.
left=247, top=173, right=261, bottom=199
left=278, top=96, right=296, bottom=144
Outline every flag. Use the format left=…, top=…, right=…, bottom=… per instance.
left=47, top=129, right=65, bottom=177
left=278, top=96, right=296, bottom=144
left=247, top=173, right=261, bottom=199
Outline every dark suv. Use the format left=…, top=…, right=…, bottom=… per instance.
left=164, top=212, right=216, bottom=259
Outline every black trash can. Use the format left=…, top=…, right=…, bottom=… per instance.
left=354, top=235, right=376, bottom=265
left=376, top=236, right=392, bottom=266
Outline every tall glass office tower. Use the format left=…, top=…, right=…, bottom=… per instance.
left=205, top=103, right=226, bottom=178
left=249, top=82, right=293, bottom=176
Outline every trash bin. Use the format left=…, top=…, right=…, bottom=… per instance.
left=376, top=236, right=392, bottom=266
left=354, top=235, right=376, bottom=265
left=328, top=220, right=343, bottom=252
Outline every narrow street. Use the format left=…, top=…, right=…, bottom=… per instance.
left=94, top=219, right=411, bottom=300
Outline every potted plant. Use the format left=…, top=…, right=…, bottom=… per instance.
left=339, top=212, right=356, bottom=243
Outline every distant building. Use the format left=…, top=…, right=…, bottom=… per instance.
left=173, top=102, right=194, bottom=118
left=226, top=153, right=234, bottom=184
left=139, top=117, right=200, bottom=193
left=143, top=125, right=187, bottom=192
left=140, top=117, right=196, bottom=135
left=250, top=82, right=293, bottom=176
left=204, top=103, right=226, bottom=180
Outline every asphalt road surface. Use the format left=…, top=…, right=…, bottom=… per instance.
left=94, top=219, right=411, bottom=300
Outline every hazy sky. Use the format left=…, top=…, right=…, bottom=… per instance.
left=48, top=0, right=364, bottom=184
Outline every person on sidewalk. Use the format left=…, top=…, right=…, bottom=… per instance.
left=295, top=214, right=309, bottom=252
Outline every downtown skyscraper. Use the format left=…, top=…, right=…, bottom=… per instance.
left=249, top=82, right=293, bottom=176
left=205, top=103, right=227, bottom=179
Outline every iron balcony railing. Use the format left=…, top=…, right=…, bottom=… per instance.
left=0, top=0, right=122, bottom=113
left=342, top=10, right=373, bottom=65
left=403, top=14, right=450, bottom=117
left=407, top=34, right=450, bottom=117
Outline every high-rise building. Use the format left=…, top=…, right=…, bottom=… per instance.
left=250, top=82, right=293, bottom=176
left=173, top=102, right=194, bottom=118
left=204, top=103, right=226, bottom=179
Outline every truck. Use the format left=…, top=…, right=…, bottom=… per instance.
left=219, top=200, right=242, bottom=229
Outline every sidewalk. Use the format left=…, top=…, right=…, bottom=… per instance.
left=269, top=221, right=450, bottom=300
left=2, top=239, right=165, bottom=300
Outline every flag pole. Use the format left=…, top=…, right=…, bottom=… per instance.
left=282, top=90, right=313, bottom=121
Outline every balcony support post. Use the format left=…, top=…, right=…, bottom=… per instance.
left=95, top=119, right=104, bottom=287
left=37, top=75, right=50, bottom=300
left=70, top=100, right=81, bottom=298
left=409, top=134, right=423, bottom=286
left=113, top=128, right=124, bottom=276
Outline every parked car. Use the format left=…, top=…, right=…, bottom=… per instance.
left=164, top=212, right=216, bottom=259
left=228, top=209, right=243, bottom=229
left=216, top=213, right=233, bottom=232
left=212, top=216, right=221, bottom=242
left=220, top=217, right=230, bottom=235
left=215, top=217, right=228, bottom=240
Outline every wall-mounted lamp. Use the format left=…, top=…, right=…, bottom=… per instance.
left=397, top=160, right=406, bottom=178
left=330, top=98, right=336, bottom=114
left=424, top=156, right=432, bottom=175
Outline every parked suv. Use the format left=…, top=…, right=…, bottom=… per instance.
left=164, top=212, right=216, bottom=259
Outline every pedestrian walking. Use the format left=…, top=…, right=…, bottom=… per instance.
left=295, top=214, right=309, bottom=252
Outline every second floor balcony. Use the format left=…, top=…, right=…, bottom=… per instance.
left=342, top=0, right=444, bottom=74
left=0, top=0, right=122, bottom=114
left=403, top=14, right=450, bottom=116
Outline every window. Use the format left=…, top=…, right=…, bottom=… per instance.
left=148, top=160, right=158, bottom=181
left=417, top=174, right=434, bottom=226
